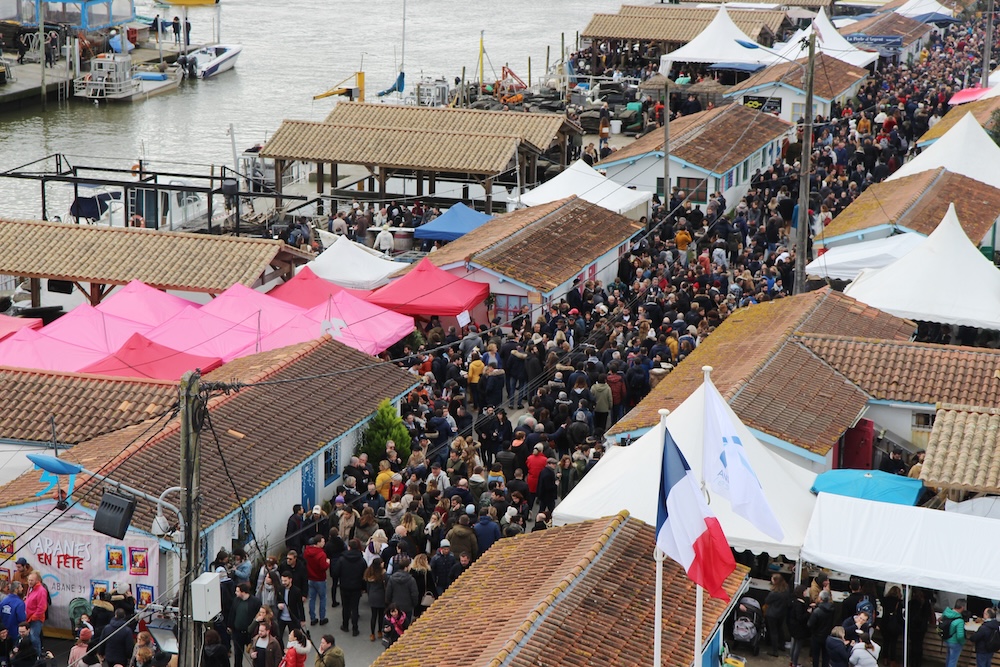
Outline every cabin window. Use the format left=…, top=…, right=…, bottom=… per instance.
left=494, top=294, right=529, bottom=324
left=676, top=177, right=707, bottom=204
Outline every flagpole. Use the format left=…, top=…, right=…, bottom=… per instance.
left=656, top=408, right=670, bottom=667
left=695, top=585, right=704, bottom=667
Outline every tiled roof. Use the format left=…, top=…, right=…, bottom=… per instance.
left=260, top=122, right=521, bottom=175
left=919, top=96, right=1000, bottom=144
left=0, top=220, right=309, bottom=294
left=922, top=405, right=1000, bottom=492
left=682, top=0, right=830, bottom=7
left=838, top=12, right=931, bottom=47
left=0, top=337, right=418, bottom=530
left=728, top=53, right=869, bottom=101
left=322, top=102, right=580, bottom=153
left=599, top=105, right=792, bottom=174
left=608, top=289, right=914, bottom=454
left=815, top=168, right=1000, bottom=243
left=0, top=368, right=177, bottom=445
left=372, top=512, right=748, bottom=667
left=583, top=9, right=786, bottom=43
left=798, top=335, right=1000, bottom=406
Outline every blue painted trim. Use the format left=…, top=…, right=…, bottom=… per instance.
left=748, top=427, right=826, bottom=464
left=606, top=426, right=652, bottom=443
left=601, top=153, right=717, bottom=177
left=467, top=262, right=538, bottom=293
left=728, top=82, right=833, bottom=104
left=866, top=399, right=936, bottom=409
left=0, top=438, right=74, bottom=449
left=813, top=223, right=915, bottom=246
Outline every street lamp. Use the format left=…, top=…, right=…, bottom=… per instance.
left=737, top=34, right=816, bottom=295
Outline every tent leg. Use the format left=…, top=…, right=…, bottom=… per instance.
left=794, top=559, right=803, bottom=586
left=903, top=585, right=910, bottom=667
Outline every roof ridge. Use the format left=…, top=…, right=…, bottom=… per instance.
left=789, top=336, right=875, bottom=399
left=286, top=119, right=524, bottom=142
left=340, top=101, right=568, bottom=122
left=488, top=511, right=631, bottom=667
left=0, top=218, right=286, bottom=246
left=0, top=365, right=178, bottom=387
left=207, top=337, right=328, bottom=387
left=936, top=403, right=1000, bottom=414
left=798, top=332, right=1000, bottom=357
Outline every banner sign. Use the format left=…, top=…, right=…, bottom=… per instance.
left=845, top=34, right=902, bottom=55
left=0, top=516, right=160, bottom=630
left=743, top=95, right=782, bottom=114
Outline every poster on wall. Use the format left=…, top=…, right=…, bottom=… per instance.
left=0, top=514, right=161, bottom=631
left=0, top=568, right=9, bottom=585
left=0, top=532, right=13, bottom=555
left=136, top=584, right=154, bottom=608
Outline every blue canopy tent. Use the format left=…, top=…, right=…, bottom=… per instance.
left=707, top=62, right=766, bottom=72
left=7, top=0, right=135, bottom=31
left=414, top=202, right=493, bottom=242
left=911, top=11, right=961, bottom=23
left=811, top=469, right=924, bottom=506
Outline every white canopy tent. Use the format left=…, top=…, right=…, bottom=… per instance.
left=895, top=0, right=954, bottom=18
left=803, top=493, right=1000, bottom=599
left=805, top=232, right=924, bottom=280
left=552, top=380, right=817, bottom=559
left=517, top=160, right=653, bottom=218
left=888, top=113, right=1000, bottom=189
left=770, top=9, right=878, bottom=68
left=306, top=234, right=407, bottom=290
left=659, top=5, right=779, bottom=71
left=945, top=497, right=1000, bottom=520
left=844, top=204, right=1000, bottom=329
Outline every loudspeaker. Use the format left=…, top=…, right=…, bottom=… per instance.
left=47, top=279, right=73, bottom=294
left=93, top=491, right=137, bottom=539
left=191, top=571, right=222, bottom=622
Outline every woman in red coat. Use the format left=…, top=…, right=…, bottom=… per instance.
left=282, top=629, right=310, bottom=667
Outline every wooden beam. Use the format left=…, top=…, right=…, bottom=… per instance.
left=30, top=278, right=40, bottom=308
left=316, top=163, right=325, bottom=216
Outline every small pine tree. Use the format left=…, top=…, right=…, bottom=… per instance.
left=988, top=109, right=1000, bottom=148
left=358, top=398, right=412, bottom=463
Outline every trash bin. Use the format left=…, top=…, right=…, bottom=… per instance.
left=610, top=119, right=622, bottom=134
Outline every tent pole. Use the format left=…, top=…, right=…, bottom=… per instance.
left=903, top=584, right=910, bottom=667
left=794, top=559, right=802, bottom=586
left=654, top=547, right=664, bottom=667
left=695, top=585, right=704, bottom=667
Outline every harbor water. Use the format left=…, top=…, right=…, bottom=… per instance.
left=0, top=0, right=624, bottom=219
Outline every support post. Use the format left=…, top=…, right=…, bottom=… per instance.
left=695, top=585, right=704, bottom=667
left=663, top=80, right=670, bottom=203
left=316, top=163, right=325, bottom=217
left=654, top=547, right=665, bottom=667
left=794, top=32, right=815, bottom=296
left=903, top=584, right=910, bottom=667
left=178, top=371, right=202, bottom=667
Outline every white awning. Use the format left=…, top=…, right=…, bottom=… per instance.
left=518, top=160, right=653, bottom=217
left=805, top=232, right=924, bottom=281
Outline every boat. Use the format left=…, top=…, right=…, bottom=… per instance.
left=178, top=44, right=242, bottom=79
left=65, top=179, right=218, bottom=232
left=73, top=54, right=182, bottom=102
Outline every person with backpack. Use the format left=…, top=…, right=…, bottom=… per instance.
left=808, top=590, right=837, bottom=667
left=879, top=586, right=904, bottom=667
left=941, top=599, right=968, bottom=667
left=970, top=607, right=1000, bottom=667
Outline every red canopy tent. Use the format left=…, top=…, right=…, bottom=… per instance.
left=268, top=266, right=372, bottom=309
left=78, top=332, right=223, bottom=380
left=366, top=258, right=490, bottom=317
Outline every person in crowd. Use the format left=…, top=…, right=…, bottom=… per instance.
left=98, top=608, right=134, bottom=667
left=338, top=538, right=367, bottom=637
left=827, top=626, right=852, bottom=667
left=381, top=604, right=407, bottom=648
left=879, top=585, right=904, bottom=667
left=384, top=555, right=419, bottom=628
left=23, top=574, right=46, bottom=656
left=942, top=599, right=968, bottom=667
left=788, top=584, right=812, bottom=667
left=249, top=622, right=282, bottom=667
left=314, top=634, right=345, bottom=667
left=201, top=629, right=229, bottom=667
left=849, top=629, right=881, bottom=667
left=276, top=572, right=306, bottom=641
left=281, top=628, right=309, bottom=667
left=363, top=556, right=387, bottom=643
left=0, top=582, right=25, bottom=640
left=970, top=606, right=1000, bottom=667
left=764, top=573, right=790, bottom=657
left=229, top=582, right=261, bottom=666
left=304, top=535, right=330, bottom=627
left=809, top=590, right=837, bottom=667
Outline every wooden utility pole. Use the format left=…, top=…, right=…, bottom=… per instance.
left=178, top=371, right=202, bottom=667
left=663, top=80, right=670, bottom=205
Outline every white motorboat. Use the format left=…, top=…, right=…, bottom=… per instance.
left=179, top=44, right=242, bottom=79
left=73, top=53, right=182, bottom=102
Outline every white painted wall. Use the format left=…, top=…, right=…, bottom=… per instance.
left=731, top=78, right=867, bottom=125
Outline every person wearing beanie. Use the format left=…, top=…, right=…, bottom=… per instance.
left=68, top=627, right=93, bottom=666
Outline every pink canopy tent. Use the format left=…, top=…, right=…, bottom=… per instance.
left=146, top=306, right=262, bottom=362
left=78, top=332, right=223, bottom=380
left=0, top=328, right=107, bottom=372
left=40, top=303, right=153, bottom=353
left=236, top=291, right=414, bottom=357
left=0, top=314, right=42, bottom=342
left=268, top=266, right=372, bottom=309
left=949, top=86, right=988, bottom=105
left=366, top=258, right=489, bottom=317
left=200, top=283, right=307, bottom=336
left=97, top=280, right=199, bottom=326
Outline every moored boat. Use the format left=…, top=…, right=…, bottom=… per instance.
left=178, top=44, right=242, bottom=79
left=73, top=53, right=182, bottom=102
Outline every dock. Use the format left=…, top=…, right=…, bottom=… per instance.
left=0, top=41, right=202, bottom=111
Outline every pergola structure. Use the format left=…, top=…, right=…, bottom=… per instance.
left=0, top=218, right=311, bottom=306
left=260, top=103, right=583, bottom=213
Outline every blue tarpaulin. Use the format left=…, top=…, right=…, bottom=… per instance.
left=810, top=469, right=924, bottom=506
left=911, top=11, right=961, bottom=22
left=707, top=62, right=766, bottom=72
left=413, top=202, right=493, bottom=241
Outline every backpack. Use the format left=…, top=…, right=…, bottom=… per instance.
left=856, top=595, right=875, bottom=618
left=938, top=614, right=959, bottom=640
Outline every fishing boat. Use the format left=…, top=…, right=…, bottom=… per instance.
left=73, top=53, right=182, bottom=102
left=65, top=179, right=216, bottom=231
left=178, top=44, right=242, bottom=79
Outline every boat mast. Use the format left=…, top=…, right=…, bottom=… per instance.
left=479, top=30, right=484, bottom=92
left=400, top=0, right=405, bottom=74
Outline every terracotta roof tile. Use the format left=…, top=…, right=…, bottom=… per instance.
left=609, top=290, right=914, bottom=453
left=0, top=220, right=308, bottom=294
left=583, top=8, right=786, bottom=43
left=838, top=12, right=931, bottom=47
left=323, top=102, right=579, bottom=154
left=598, top=105, right=792, bottom=174
left=922, top=405, right=1000, bottom=492
left=798, top=334, right=1000, bottom=405
left=682, top=0, right=830, bottom=7
left=0, top=337, right=418, bottom=528
left=372, top=513, right=748, bottom=667
left=729, top=53, right=869, bottom=101
left=919, top=96, right=1000, bottom=144
left=260, top=121, right=522, bottom=175
left=0, top=368, right=176, bottom=445
left=815, top=169, right=1000, bottom=243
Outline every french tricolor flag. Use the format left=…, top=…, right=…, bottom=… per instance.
left=656, top=427, right=737, bottom=601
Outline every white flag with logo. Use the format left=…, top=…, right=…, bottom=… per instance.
left=703, top=381, right=784, bottom=540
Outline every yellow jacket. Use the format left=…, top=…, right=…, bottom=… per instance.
left=675, top=230, right=692, bottom=250
left=468, top=359, right=485, bottom=384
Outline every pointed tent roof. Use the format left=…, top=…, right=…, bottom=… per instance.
left=771, top=9, right=878, bottom=68
left=844, top=204, right=1000, bottom=329
left=77, top=332, right=223, bottom=380
left=307, top=235, right=408, bottom=290
left=413, top=203, right=494, bottom=242
left=552, top=379, right=817, bottom=559
left=40, top=303, right=153, bottom=354
left=805, top=232, right=925, bottom=280
left=889, top=113, right=1000, bottom=190
left=660, top=5, right=779, bottom=67
left=267, top=266, right=372, bottom=309
left=0, top=328, right=107, bottom=372
left=367, top=258, right=490, bottom=317
left=96, top=280, right=198, bottom=327
left=518, top=160, right=653, bottom=215
left=145, top=306, right=261, bottom=362
left=895, top=0, right=953, bottom=17
left=0, top=315, right=42, bottom=343
left=199, top=283, right=307, bottom=336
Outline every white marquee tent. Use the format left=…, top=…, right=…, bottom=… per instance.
left=803, top=493, right=1000, bottom=598
left=552, top=379, right=817, bottom=559
left=517, top=160, right=653, bottom=218
left=306, top=234, right=407, bottom=290
left=659, top=5, right=779, bottom=71
left=844, top=204, right=1000, bottom=330
left=805, top=232, right=924, bottom=281
left=895, top=0, right=954, bottom=18
left=770, top=9, right=878, bottom=68
left=888, top=113, right=1000, bottom=189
